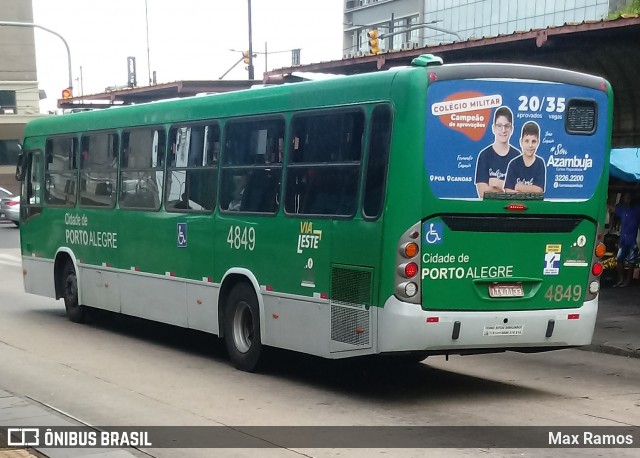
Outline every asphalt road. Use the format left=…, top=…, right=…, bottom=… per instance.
left=0, top=220, right=19, bottom=248
left=0, top=228, right=638, bottom=457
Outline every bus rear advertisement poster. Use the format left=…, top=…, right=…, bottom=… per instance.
left=425, top=79, right=607, bottom=200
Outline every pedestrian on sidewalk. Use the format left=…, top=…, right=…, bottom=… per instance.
left=608, top=192, right=640, bottom=287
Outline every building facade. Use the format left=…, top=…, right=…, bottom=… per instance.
left=0, top=0, right=42, bottom=193
left=343, top=0, right=628, bottom=56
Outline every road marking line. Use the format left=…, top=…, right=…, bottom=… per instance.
left=0, top=254, right=21, bottom=262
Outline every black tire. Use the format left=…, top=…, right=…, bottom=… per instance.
left=224, top=283, right=263, bottom=372
left=62, top=261, right=86, bottom=323
left=404, top=351, right=429, bottom=364
left=382, top=351, right=429, bottom=366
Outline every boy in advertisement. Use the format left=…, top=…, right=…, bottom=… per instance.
left=504, top=121, right=546, bottom=194
left=474, top=106, right=520, bottom=198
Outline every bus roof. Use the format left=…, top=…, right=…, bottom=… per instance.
left=24, top=59, right=607, bottom=139
left=24, top=67, right=405, bottom=138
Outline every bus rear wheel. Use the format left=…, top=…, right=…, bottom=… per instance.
left=224, top=283, right=263, bottom=372
left=62, top=261, right=86, bottom=323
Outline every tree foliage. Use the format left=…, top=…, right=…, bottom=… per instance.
left=608, top=0, right=640, bottom=19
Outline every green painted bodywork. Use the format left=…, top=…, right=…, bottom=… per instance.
left=20, top=62, right=613, bottom=313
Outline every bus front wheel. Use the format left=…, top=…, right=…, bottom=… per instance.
left=224, top=283, right=263, bottom=372
left=62, top=262, right=86, bottom=323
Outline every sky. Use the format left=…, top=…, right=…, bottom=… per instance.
left=31, top=0, right=344, bottom=112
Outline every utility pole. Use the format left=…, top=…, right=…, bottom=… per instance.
left=79, top=65, right=84, bottom=96
left=388, top=13, right=394, bottom=52
left=247, top=0, right=254, bottom=80
left=145, top=0, right=152, bottom=85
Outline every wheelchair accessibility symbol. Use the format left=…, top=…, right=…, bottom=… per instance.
left=423, top=221, right=444, bottom=245
left=177, top=223, right=187, bottom=248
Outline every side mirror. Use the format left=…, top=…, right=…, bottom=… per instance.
left=15, top=152, right=26, bottom=181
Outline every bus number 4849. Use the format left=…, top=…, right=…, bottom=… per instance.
left=227, top=225, right=256, bottom=251
left=544, top=284, right=582, bottom=302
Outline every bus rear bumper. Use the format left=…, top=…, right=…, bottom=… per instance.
left=377, top=295, right=598, bottom=354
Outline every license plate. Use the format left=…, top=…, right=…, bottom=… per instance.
left=488, top=283, right=524, bottom=298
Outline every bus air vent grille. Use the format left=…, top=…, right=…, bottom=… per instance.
left=330, top=266, right=373, bottom=347
left=331, top=305, right=371, bottom=346
left=441, top=216, right=581, bottom=233
left=330, top=266, right=372, bottom=306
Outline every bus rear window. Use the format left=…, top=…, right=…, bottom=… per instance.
left=565, top=99, right=597, bottom=135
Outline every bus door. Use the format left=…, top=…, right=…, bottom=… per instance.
left=17, top=148, right=44, bottom=227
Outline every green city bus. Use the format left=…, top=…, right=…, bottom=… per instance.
left=16, top=55, right=612, bottom=371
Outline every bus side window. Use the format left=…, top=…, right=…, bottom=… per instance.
left=120, top=127, right=165, bottom=211
left=79, top=132, right=118, bottom=208
left=362, top=104, right=392, bottom=219
left=165, top=123, right=218, bottom=213
left=240, top=169, right=280, bottom=213
left=21, top=151, right=43, bottom=204
left=220, top=118, right=283, bottom=214
left=285, top=109, right=364, bottom=217
left=45, top=137, right=77, bottom=207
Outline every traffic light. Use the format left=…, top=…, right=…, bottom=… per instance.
left=368, top=29, right=380, bottom=55
left=61, top=87, right=72, bottom=99
left=242, top=51, right=250, bottom=65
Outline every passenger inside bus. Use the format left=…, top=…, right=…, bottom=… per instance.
left=227, top=174, right=247, bottom=211
left=240, top=169, right=280, bottom=213
left=174, top=192, right=191, bottom=210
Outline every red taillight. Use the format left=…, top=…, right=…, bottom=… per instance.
left=396, top=223, right=422, bottom=303
left=6, top=200, right=18, bottom=207
left=591, top=262, right=603, bottom=276
left=404, top=262, right=418, bottom=278
left=428, top=72, right=438, bottom=82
